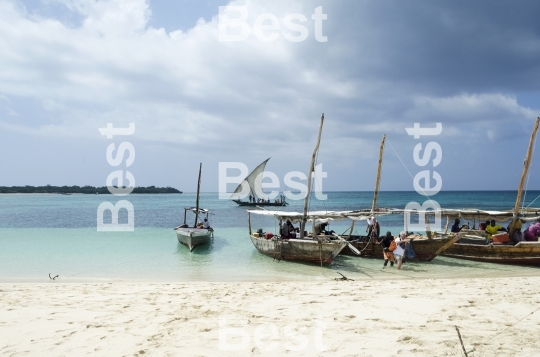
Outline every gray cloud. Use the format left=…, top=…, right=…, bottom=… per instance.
left=0, top=0, right=539, bottom=191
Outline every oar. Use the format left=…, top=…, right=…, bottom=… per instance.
left=333, top=233, right=361, bottom=255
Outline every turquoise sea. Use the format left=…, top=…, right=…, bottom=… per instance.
left=1, top=191, right=539, bottom=282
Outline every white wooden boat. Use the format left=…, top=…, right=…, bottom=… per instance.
left=175, top=208, right=213, bottom=252
left=174, top=163, right=213, bottom=252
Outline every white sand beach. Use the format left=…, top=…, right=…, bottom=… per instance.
left=2, top=277, right=539, bottom=357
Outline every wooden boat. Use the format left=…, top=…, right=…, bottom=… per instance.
left=230, top=158, right=288, bottom=207
left=247, top=114, right=351, bottom=266
left=438, top=117, right=540, bottom=266
left=339, top=134, right=461, bottom=261
left=174, top=163, right=213, bottom=252
left=442, top=239, right=540, bottom=265
left=434, top=209, right=540, bottom=265
left=248, top=210, right=353, bottom=265
left=342, top=233, right=464, bottom=261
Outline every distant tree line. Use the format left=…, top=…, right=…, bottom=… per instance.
left=0, top=185, right=182, bottom=194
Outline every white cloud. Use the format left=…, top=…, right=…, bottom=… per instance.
left=1, top=0, right=540, bottom=189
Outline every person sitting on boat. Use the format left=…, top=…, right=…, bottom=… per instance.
left=394, top=232, right=411, bottom=270
left=203, top=218, right=211, bottom=229
left=282, top=220, right=297, bottom=238
left=366, top=217, right=380, bottom=240
left=478, top=220, right=489, bottom=231
left=314, top=222, right=329, bottom=235
left=281, top=220, right=290, bottom=238
left=485, top=219, right=506, bottom=240
left=507, top=219, right=525, bottom=243
left=451, top=219, right=461, bottom=233
left=524, top=219, right=540, bottom=241
left=378, top=231, right=395, bottom=268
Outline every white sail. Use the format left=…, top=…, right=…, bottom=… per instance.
left=230, top=158, right=270, bottom=199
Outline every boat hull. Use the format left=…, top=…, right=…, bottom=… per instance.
left=341, top=235, right=457, bottom=261
left=250, top=235, right=347, bottom=265
left=176, top=228, right=213, bottom=252
left=442, top=241, right=540, bottom=266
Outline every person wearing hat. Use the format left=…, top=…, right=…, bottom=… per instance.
left=378, top=231, right=395, bottom=268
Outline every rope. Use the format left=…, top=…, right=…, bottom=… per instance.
left=483, top=305, right=540, bottom=344
left=523, top=136, right=538, bottom=209
left=525, top=192, right=540, bottom=208
left=319, top=240, right=323, bottom=268
left=386, top=138, right=440, bottom=211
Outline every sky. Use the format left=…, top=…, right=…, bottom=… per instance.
left=1, top=0, right=540, bottom=194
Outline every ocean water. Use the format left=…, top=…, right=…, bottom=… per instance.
left=1, top=191, right=539, bottom=282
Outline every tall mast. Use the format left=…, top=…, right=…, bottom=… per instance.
left=510, top=117, right=540, bottom=234
left=371, top=134, right=386, bottom=212
left=194, top=163, right=202, bottom=228
left=300, top=113, right=325, bottom=239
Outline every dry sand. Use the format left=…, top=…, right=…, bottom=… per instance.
left=1, top=277, right=540, bottom=356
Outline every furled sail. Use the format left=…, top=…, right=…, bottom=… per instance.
left=230, top=158, right=270, bottom=199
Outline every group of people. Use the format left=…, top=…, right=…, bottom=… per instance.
left=451, top=218, right=540, bottom=243
left=249, top=195, right=271, bottom=204
left=377, top=231, right=411, bottom=270
left=281, top=220, right=300, bottom=238
left=248, top=195, right=286, bottom=204
left=364, top=216, right=410, bottom=270
left=280, top=220, right=334, bottom=239
left=507, top=218, right=540, bottom=242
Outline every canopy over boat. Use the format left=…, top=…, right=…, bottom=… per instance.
left=401, top=208, right=540, bottom=223
left=184, top=207, right=209, bottom=214
left=247, top=208, right=397, bottom=223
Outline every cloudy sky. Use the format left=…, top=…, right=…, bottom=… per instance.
left=1, top=0, right=539, bottom=193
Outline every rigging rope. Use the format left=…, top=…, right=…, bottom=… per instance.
left=483, top=305, right=540, bottom=345
left=522, top=134, right=538, bottom=209
left=386, top=138, right=440, bottom=211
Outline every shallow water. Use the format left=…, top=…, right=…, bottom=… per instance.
left=1, top=191, right=539, bottom=282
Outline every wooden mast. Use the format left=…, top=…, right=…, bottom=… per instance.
left=193, top=163, right=202, bottom=228
left=300, top=113, right=325, bottom=239
left=510, top=117, right=540, bottom=234
left=371, top=134, right=386, bottom=212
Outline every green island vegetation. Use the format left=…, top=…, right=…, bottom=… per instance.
left=0, top=185, right=182, bottom=194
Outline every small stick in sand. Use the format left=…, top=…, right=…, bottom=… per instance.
left=335, top=272, right=354, bottom=281
left=455, top=325, right=468, bottom=357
